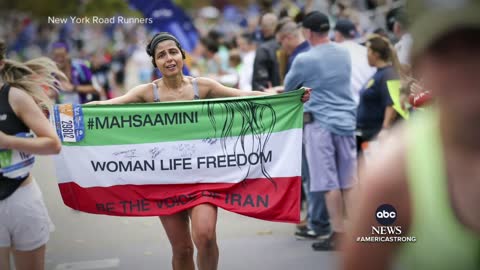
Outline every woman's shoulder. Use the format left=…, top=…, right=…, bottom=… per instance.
left=8, top=86, right=32, bottom=102
left=7, top=87, right=39, bottom=114
left=380, top=66, right=398, bottom=78
left=130, top=82, right=156, bottom=93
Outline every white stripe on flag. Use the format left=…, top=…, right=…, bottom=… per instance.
left=55, top=129, right=302, bottom=187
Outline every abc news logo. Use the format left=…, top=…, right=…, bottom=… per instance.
left=372, top=204, right=402, bottom=235
left=376, top=204, right=396, bottom=225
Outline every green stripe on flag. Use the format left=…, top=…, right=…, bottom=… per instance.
left=65, top=89, right=305, bottom=146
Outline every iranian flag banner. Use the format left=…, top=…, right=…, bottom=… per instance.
left=52, top=90, right=304, bottom=223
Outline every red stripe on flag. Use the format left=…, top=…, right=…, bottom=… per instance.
left=58, top=177, right=301, bottom=223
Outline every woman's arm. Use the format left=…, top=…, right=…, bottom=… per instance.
left=382, top=106, right=397, bottom=129
left=0, top=87, right=61, bottom=155
left=199, top=77, right=311, bottom=102
left=86, top=84, right=148, bottom=105
left=75, top=84, right=97, bottom=94
left=200, top=77, right=271, bottom=98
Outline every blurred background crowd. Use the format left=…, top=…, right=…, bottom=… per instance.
left=0, top=0, right=412, bottom=101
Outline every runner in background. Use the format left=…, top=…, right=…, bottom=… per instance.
left=88, top=32, right=310, bottom=270
left=0, top=40, right=63, bottom=270
left=342, top=1, right=480, bottom=269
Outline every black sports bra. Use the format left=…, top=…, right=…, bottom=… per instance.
left=0, top=84, right=30, bottom=200
left=0, top=84, right=29, bottom=135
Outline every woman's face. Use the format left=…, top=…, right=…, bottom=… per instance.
left=367, top=47, right=377, bottom=67
left=53, top=47, right=69, bottom=70
left=277, top=33, right=295, bottom=54
left=154, top=40, right=183, bottom=77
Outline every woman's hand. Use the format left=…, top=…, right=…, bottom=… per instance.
left=264, top=86, right=284, bottom=93
left=410, top=82, right=424, bottom=95
left=61, top=80, right=75, bottom=92
left=301, top=88, right=311, bottom=103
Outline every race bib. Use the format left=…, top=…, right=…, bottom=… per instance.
left=0, top=133, right=35, bottom=180
left=52, top=104, right=85, bottom=143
